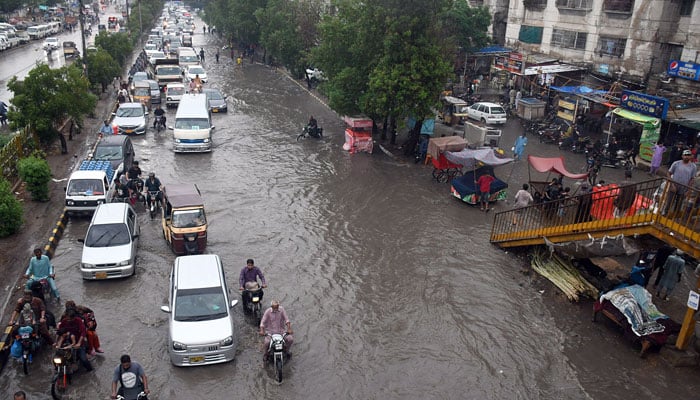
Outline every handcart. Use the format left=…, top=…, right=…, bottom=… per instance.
left=342, top=116, right=374, bottom=154
left=444, top=148, right=513, bottom=205
left=427, top=136, right=467, bottom=183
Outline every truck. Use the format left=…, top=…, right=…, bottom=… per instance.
left=154, top=58, right=182, bottom=90
left=64, top=160, right=116, bottom=215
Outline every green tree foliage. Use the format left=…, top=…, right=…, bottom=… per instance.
left=0, top=0, right=23, bottom=13
left=7, top=64, right=97, bottom=144
left=255, top=0, right=304, bottom=69
left=0, top=177, right=23, bottom=237
left=442, top=0, right=492, bottom=52
left=124, top=0, right=163, bottom=40
left=204, top=0, right=265, bottom=45
left=17, top=155, right=52, bottom=202
left=87, top=48, right=121, bottom=92
left=95, top=32, right=133, bottom=67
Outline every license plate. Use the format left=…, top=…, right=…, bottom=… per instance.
left=189, top=356, right=204, bottom=363
left=95, top=271, right=107, bottom=279
left=125, top=129, right=133, bottom=133
left=212, top=109, right=218, bottom=113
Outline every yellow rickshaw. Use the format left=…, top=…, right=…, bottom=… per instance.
left=131, top=81, right=151, bottom=110
left=438, top=96, right=469, bottom=126
left=161, top=184, right=207, bottom=255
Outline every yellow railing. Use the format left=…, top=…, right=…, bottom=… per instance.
left=490, top=178, right=700, bottom=258
left=0, top=127, right=38, bottom=187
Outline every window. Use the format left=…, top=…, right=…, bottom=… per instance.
left=556, top=0, right=592, bottom=9
left=519, top=25, right=544, bottom=44
left=551, top=29, right=587, bottom=50
left=680, top=0, right=694, bottom=15
left=598, top=37, right=626, bottom=57
left=603, top=0, right=634, bottom=12
left=523, top=0, right=548, bottom=9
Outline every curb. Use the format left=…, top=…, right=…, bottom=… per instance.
left=45, top=211, right=68, bottom=259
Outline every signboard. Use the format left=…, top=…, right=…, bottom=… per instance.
left=494, top=53, right=524, bottom=74
left=667, top=60, right=700, bottom=82
left=688, top=290, right=699, bottom=311
left=620, top=90, right=669, bottom=119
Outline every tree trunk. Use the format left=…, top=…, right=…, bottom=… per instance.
left=402, top=118, right=423, bottom=157
left=389, top=117, right=397, bottom=145
left=381, top=116, right=388, bottom=141
left=58, top=131, right=68, bottom=154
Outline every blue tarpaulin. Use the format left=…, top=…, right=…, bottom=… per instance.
left=473, top=46, right=512, bottom=54
left=549, top=86, right=608, bottom=95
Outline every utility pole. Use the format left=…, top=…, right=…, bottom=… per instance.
left=78, top=0, right=88, bottom=78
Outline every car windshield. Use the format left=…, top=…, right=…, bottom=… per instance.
left=174, top=118, right=210, bottom=130
left=85, top=223, right=131, bottom=247
left=67, top=179, right=104, bottom=196
left=133, top=73, right=148, bottom=81
left=150, top=52, right=165, bottom=59
left=490, top=106, right=506, bottom=115
left=179, top=55, right=198, bottom=63
left=93, top=145, right=123, bottom=160
left=158, top=67, right=180, bottom=75
left=206, top=91, right=223, bottom=100
left=147, top=81, right=159, bottom=90
left=188, top=67, right=204, bottom=74
left=134, top=87, right=149, bottom=96
left=116, top=106, right=144, bottom=118
left=172, top=208, right=206, bottom=228
left=174, top=287, right=227, bottom=321
left=168, top=87, right=184, bottom=95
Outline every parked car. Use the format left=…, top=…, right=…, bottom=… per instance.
left=112, top=102, right=149, bottom=135
left=466, top=102, right=507, bottom=125
left=78, top=203, right=140, bottom=280
left=161, top=254, right=238, bottom=366
left=202, top=88, right=227, bottom=113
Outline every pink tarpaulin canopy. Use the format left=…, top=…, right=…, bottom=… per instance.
left=527, top=156, right=588, bottom=180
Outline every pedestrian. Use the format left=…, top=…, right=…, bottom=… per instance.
left=513, top=132, right=527, bottom=161
left=509, top=88, right=516, bottom=107
left=512, top=183, right=533, bottom=225
left=202, top=25, right=206, bottom=34
left=215, top=49, right=219, bottom=63
left=651, top=245, right=675, bottom=288
left=477, top=173, right=495, bottom=212
left=626, top=139, right=638, bottom=167
left=656, top=249, right=686, bottom=300
left=667, top=142, right=685, bottom=167
left=14, top=391, right=27, bottom=400
left=515, top=89, right=522, bottom=108
left=650, top=141, right=665, bottom=176
left=199, top=47, right=205, bottom=63
left=666, top=149, right=697, bottom=216
left=574, top=184, right=593, bottom=223
left=111, top=354, right=150, bottom=400
left=99, top=120, right=113, bottom=136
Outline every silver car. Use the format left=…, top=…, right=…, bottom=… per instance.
left=161, top=255, right=238, bottom=366
left=112, top=102, right=149, bottom=135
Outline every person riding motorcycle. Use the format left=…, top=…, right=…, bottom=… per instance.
left=100, top=120, right=113, bottom=136
left=152, top=105, right=166, bottom=130
left=24, top=247, right=60, bottom=301
left=144, top=172, right=163, bottom=205
left=259, top=300, right=294, bottom=360
left=239, top=259, right=267, bottom=312
left=127, top=160, right=142, bottom=181
left=9, top=290, right=54, bottom=346
left=190, top=75, right=203, bottom=93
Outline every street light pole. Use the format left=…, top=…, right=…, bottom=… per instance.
left=78, top=0, right=88, bottom=78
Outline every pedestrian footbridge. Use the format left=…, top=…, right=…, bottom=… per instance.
left=490, top=178, right=700, bottom=259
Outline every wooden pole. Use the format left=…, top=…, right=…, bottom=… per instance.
left=675, top=275, right=700, bottom=350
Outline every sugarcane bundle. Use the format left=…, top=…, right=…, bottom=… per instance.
left=530, top=248, right=599, bottom=301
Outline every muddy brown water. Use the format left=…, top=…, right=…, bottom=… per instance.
left=2, top=16, right=700, bottom=400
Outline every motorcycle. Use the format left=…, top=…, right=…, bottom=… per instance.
left=146, top=190, right=161, bottom=219
left=154, top=115, right=165, bottom=132
left=14, top=324, right=43, bottom=375
left=265, top=333, right=289, bottom=382
left=28, top=278, right=52, bottom=303
left=128, top=178, right=144, bottom=206
left=297, top=124, right=323, bottom=141
left=538, top=126, right=562, bottom=144
left=242, top=287, right=263, bottom=325
left=51, top=347, right=79, bottom=399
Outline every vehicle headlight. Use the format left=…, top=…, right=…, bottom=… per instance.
left=97, top=200, right=104, bottom=204
left=53, top=357, right=63, bottom=364
left=173, top=341, right=187, bottom=350
left=220, top=336, right=233, bottom=346
left=203, top=138, right=210, bottom=143
left=66, top=200, right=75, bottom=206
left=167, top=97, right=172, bottom=101
left=175, top=138, right=181, bottom=143
left=82, top=263, right=96, bottom=269
left=117, top=259, right=131, bottom=266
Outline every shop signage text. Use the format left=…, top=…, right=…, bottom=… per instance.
left=494, top=52, right=524, bottom=74
left=667, top=60, right=700, bottom=82
left=620, top=90, right=669, bottom=119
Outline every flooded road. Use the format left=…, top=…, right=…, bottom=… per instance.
left=3, top=18, right=700, bottom=400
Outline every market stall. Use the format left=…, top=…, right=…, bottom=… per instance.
left=446, top=147, right=513, bottom=204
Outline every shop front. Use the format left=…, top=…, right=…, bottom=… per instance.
left=607, top=108, right=660, bottom=162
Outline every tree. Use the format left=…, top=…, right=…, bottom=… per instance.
left=7, top=64, right=97, bottom=145
left=95, top=32, right=133, bottom=67
left=0, top=177, right=23, bottom=237
left=0, top=0, right=23, bottom=13
left=87, top=48, right=121, bottom=92
left=17, top=154, right=52, bottom=202
left=255, top=0, right=304, bottom=68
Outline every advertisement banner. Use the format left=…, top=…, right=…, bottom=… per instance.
left=667, top=60, right=700, bottom=82
left=620, top=90, right=669, bottom=119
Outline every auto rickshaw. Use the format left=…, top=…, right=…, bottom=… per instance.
left=438, top=95, right=469, bottom=126
left=131, top=81, right=152, bottom=110
left=161, top=184, right=207, bottom=255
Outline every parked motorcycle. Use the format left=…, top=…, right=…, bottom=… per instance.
left=242, top=287, right=264, bottom=325
left=51, top=347, right=79, bottom=399
left=297, top=124, right=323, bottom=140
left=538, top=126, right=562, bottom=144
left=146, top=190, right=161, bottom=220
left=265, top=333, right=289, bottom=382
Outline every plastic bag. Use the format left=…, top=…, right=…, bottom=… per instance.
left=10, top=340, right=22, bottom=358
left=511, top=146, right=515, bottom=152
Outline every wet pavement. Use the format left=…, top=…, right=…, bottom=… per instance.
left=2, top=12, right=700, bottom=400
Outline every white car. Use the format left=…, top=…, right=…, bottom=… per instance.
left=148, top=51, right=166, bottom=65
left=466, top=102, right=507, bottom=125
left=185, top=65, right=208, bottom=83
left=43, top=37, right=59, bottom=50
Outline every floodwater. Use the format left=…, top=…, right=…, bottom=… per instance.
left=2, top=14, right=700, bottom=400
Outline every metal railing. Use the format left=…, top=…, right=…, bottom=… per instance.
left=0, top=127, right=38, bottom=187
left=490, top=178, right=700, bottom=256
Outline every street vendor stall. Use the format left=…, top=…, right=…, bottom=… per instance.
left=342, top=116, right=373, bottom=154
left=446, top=147, right=513, bottom=204
left=527, top=156, right=587, bottom=199
left=427, top=136, right=467, bottom=182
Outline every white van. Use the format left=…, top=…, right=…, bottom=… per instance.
left=171, top=93, right=213, bottom=153
left=161, top=254, right=238, bottom=366
left=48, top=21, right=61, bottom=35
left=27, top=25, right=42, bottom=40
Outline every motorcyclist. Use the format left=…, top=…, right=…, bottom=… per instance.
left=8, top=290, right=54, bottom=346
left=239, top=259, right=267, bottom=313
left=190, top=74, right=203, bottom=93
left=152, top=105, right=166, bottom=129
left=259, top=300, right=294, bottom=360
left=144, top=172, right=163, bottom=204
left=24, top=247, right=60, bottom=302
left=57, top=307, right=93, bottom=372
left=307, top=115, right=319, bottom=136
left=127, top=160, right=142, bottom=181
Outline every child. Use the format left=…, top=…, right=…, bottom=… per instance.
left=55, top=328, right=77, bottom=349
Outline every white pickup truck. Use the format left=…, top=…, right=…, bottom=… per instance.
left=64, top=160, right=116, bottom=215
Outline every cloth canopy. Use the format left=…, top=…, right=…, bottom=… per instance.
left=612, top=108, right=660, bottom=129
left=527, top=155, right=588, bottom=179
left=549, top=86, right=608, bottom=96
left=445, top=148, right=513, bottom=169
